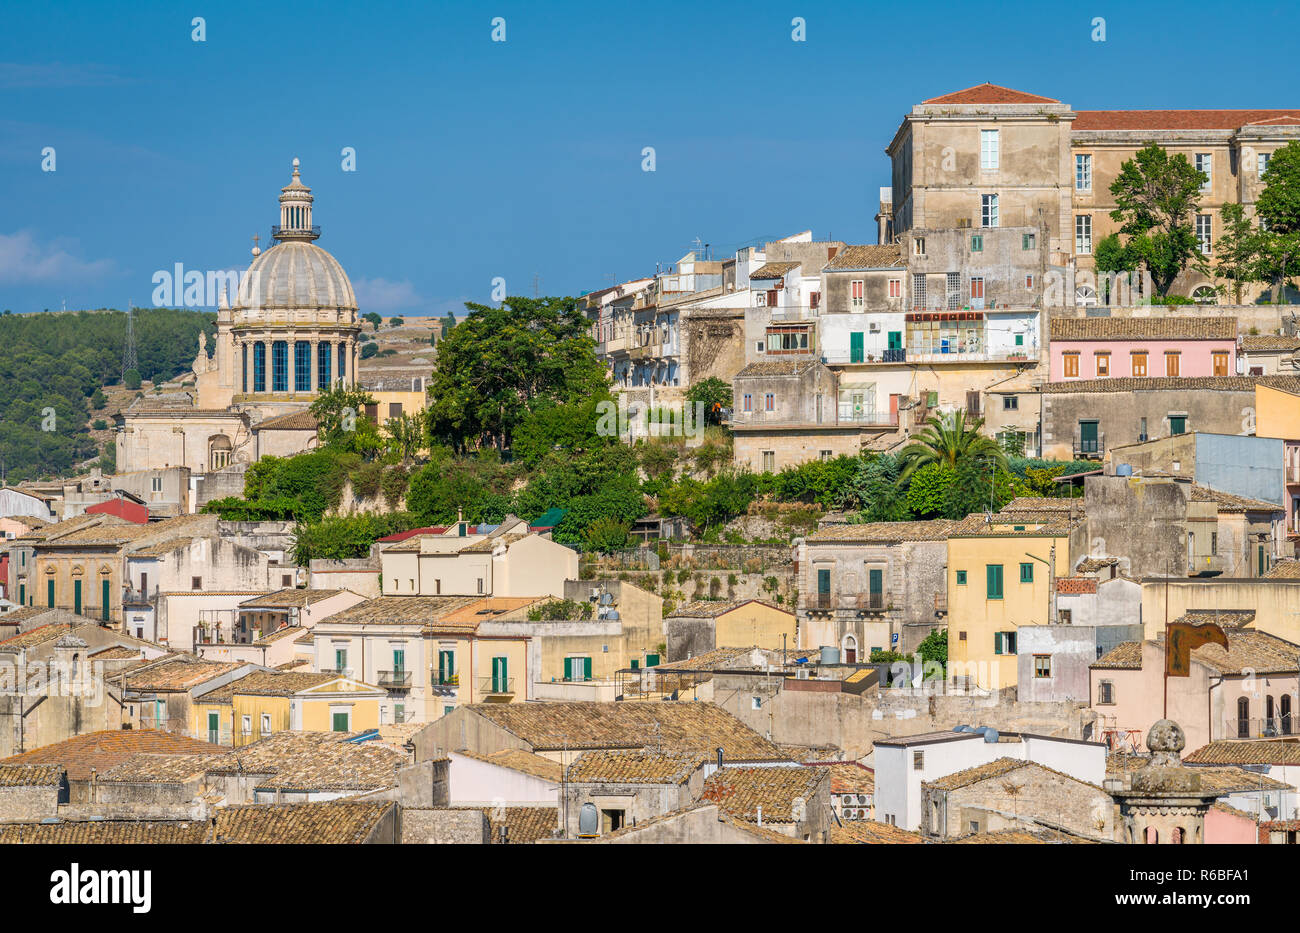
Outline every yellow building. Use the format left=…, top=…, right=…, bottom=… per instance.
left=663, top=599, right=797, bottom=661
left=192, top=669, right=386, bottom=746
left=946, top=511, right=1080, bottom=691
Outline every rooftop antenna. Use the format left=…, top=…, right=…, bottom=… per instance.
left=532, top=274, right=540, bottom=298
left=121, top=301, right=137, bottom=381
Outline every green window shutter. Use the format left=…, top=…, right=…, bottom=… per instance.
left=850, top=332, right=864, bottom=363
left=563, top=657, right=572, bottom=681
left=332, top=712, right=349, bottom=732
left=817, top=569, right=831, bottom=595
left=584, top=657, right=593, bottom=681
left=101, top=578, right=110, bottom=622
left=645, top=654, right=659, bottom=668
left=18, top=584, right=24, bottom=606
left=47, top=579, right=54, bottom=609
left=630, top=658, right=639, bottom=670
left=955, top=571, right=967, bottom=586
left=986, top=564, right=1003, bottom=599
left=1020, top=562, right=1033, bottom=583
left=994, top=632, right=1004, bottom=655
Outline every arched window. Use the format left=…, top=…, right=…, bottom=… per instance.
left=1076, top=285, right=1098, bottom=307
left=1283, top=694, right=1293, bottom=735
left=1172, top=827, right=1185, bottom=844
left=1238, top=696, right=1251, bottom=738
left=842, top=634, right=858, bottom=665
left=1144, top=826, right=1158, bottom=844
left=1192, top=285, right=1218, bottom=305
left=1267, top=695, right=1277, bottom=736
left=253, top=342, right=266, bottom=392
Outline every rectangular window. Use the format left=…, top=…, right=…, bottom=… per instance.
left=913, top=750, right=925, bottom=770
left=1022, top=232, right=1036, bottom=250
left=888, top=278, right=901, bottom=299
left=956, top=570, right=967, bottom=585
left=851, top=280, right=865, bottom=307
left=1002, top=395, right=1018, bottom=410
left=912, top=273, right=926, bottom=309
left=971, top=234, right=983, bottom=252
left=335, top=648, right=347, bottom=674
left=1131, top=352, right=1148, bottom=377
left=762, top=450, right=775, bottom=472
left=1075, top=215, right=1092, bottom=254
left=1165, top=351, right=1181, bottom=377
left=1025, top=274, right=1034, bottom=289
left=1095, top=352, right=1110, bottom=377
left=1213, top=351, right=1230, bottom=377
left=332, top=711, right=350, bottom=732
left=1098, top=681, right=1114, bottom=704
left=1196, top=214, right=1212, bottom=254
left=981, top=194, right=999, bottom=228
left=1034, top=655, right=1052, bottom=678
left=253, top=342, right=266, bottom=392
left=317, top=341, right=332, bottom=389
left=946, top=272, right=961, bottom=310
left=994, top=631, right=1018, bottom=655
left=261, top=712, right=272, bottom=735
left=191, top=576, right=202, bottom=590
left=913, top=237, right=925, bottom=256
left=981, top=129, right=999, bottom=170
left=1195, top=153, right=1212, bottom=191
left=986, top=564, right=1004, bottom=600
left=764, top=393, right=775, bottom=411
left=1075, top=153, right=1092, bottom=191
left=1170, top=415, right=1187, bottom=435
left=969, top=277, right=985, bottom=305
left=1260, top=152, right=1272, bottom=176
left=849, top=331, right=864, bottom=363
left=742, top=393, right=752, bottom=412
left=1063, top=353, right=1080, bottom=378
left=1020, top=562, right=1034, bottom=583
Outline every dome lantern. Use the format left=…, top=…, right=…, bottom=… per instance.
left=274, top=157, right=319, bottom=242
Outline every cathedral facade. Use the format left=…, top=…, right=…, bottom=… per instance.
left=117, top=160, right=362, bottom=475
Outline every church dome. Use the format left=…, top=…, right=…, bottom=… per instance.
left=233, top=158, right=357, bottom=312
left=237, top=239, right=357, bottom=311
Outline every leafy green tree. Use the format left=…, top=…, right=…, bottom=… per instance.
left=426, top=296, right=607, bottom=453
left=293, top=512, right=417, bottom=564
left=123, top=368, right=142, bottom=390
left=942, top=457, right=1016, bottom=520
left=905, top=462, right=955, bottom=518
left=385, top=411, right=428, bottom=463
left=898, top=409, right=1006, bottom=480
left=842, top=454, right=909, bottom=521
left=1256, top=141, right=1300, bottom=303
left=1215, top=203, right=1264, bottom=304
left=90, top=388, right=107, bottom=410
left=510, top=393, right=614, bottom=469
left=917, top=627, right=948, bottom=672
left=581, top=516, right=632, bottom=552
left=1092, top=233, right=1136, bottom=304
left=360, top=342, right=379, bottom=359
left=309, top=383, right=382, bottom=455
left=363, top=312, right=383, bottom=331
left=685, top=377, right=732, bottom=426
left=1108, top=143, right=1208, bottom=296
left=388, top=316, right=405, bottom=328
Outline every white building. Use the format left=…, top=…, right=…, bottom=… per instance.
left=873, top=727, right=1106, bottom=830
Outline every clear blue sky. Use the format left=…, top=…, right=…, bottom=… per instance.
left=1, top=0, right=1296, bottom=316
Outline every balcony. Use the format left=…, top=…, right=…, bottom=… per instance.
left=934, top=593, right=948, bottom=614
left=836, top=407, right=900, bottom=427
left=431, top=672, right=460, bottom=687
left=479, top=676, right=515, bottom=696
left=1073, top=432, right=1105, bottom=459
left=806, top=593, right=893, bottom=612
left=122, top=587, right=158, bottom=608
left=767, top=306, right=820, bottom=322
left=1227, top=716, right=1296, bottom=740
left=378, top=670, right=412, bottom=689
left=193, top=623, right=253, bottom=647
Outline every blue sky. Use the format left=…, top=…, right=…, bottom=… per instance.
left=1, top=0, right=1297, bottom=316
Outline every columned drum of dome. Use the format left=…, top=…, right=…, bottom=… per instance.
left=317, top=341, right=332, bottom=388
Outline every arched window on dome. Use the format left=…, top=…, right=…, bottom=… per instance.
left=317, top=341, right=332, bottom=389
left=294, top=342, right=311, bottom=392
left=272, top=341, right=288, bottom=393
left=253, top=342, right=267, bottom=392
left=338, top=343, right=347, bottom=381
left=242, top=344, right=248, bottom=394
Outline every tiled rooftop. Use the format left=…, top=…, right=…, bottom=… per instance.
left=665, top=598, right=786, bottom=620
left=1, top=730, right=226, bottom=781
left=0, top=763, right=64, bottom=787
left=701, top=765, right=826, bottom=823
left=238, top=588, right=342, bottom=609
left=483, top=805, right=559, bottom=844
left=806, top=520, right=955, bottom=543
left=1050, top=316, right=1236, bottom=341
left=831, top=820, right=924, bottom=844
left=212, top=801, right=392, bottom=843
left=205, top=731, right=407, bottom=793
left=455, top=748, right=563, bottom=783
left=0, top=819, right=210, bottom=844
left=123, top=658, right=245, bottom=692
left=565, top=750, right=706, bottom=785
left=805, top=761, right=874, bottom=795
left=923, top=83, right=1059, bottom=105
left=823, top=243, right=904, bottom=270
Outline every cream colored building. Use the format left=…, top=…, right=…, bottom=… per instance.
left=117, top=159, right=361, bottom=474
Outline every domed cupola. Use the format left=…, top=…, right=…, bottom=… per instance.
left=275, top=157, right=318, bottom=242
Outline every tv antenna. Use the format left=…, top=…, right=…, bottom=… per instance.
left=122, top=301, right=137, bottom=381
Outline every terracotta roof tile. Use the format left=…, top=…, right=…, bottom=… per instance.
left=0, top=763, right=63, bottom=787
left=806, top=520, right=955, bottom=543
left=483, top=805, right=558, bottom=844
left=0, top=820, right=210, bottom=844
left=923, top=83, right=1059, bottom=105
left=238, top=588, right=342, bottom=609
left=1242, top=335, right=1300, bottom=352
left=832, top=820, right=924, bottom=844
left=1050, top=316, right=1235, bottom=341
left=749, top=261, right=801, bottom=280
left=701, top=765, right=826, bottom=822
left=566, top=750, right=706, bottom=785
left=455, top=748, right=562, bottom=783
left=212, top=801, right=392, bottom=843
left=805, top=761, right=874, bottom=795
left=1074, top=109, right=1300, bottom=131
left=1, top=730, right=226, bottom=781
left=204, top=731, right=407, bottom=793
left=1042, top=376, right=1261, bottom=394
left=666, top=598, right=787, bottom=620
left=1185, top=740, right=1300, bottom=766
left=823, top=244, right=904, bottom=270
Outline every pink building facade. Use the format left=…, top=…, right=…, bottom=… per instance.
left=1048, top=316, right=1238, bottom=381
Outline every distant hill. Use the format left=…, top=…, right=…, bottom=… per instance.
left=0, top=308, right=215, bottom=482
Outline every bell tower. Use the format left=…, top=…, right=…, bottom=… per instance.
left=275, top=158, right=319, bottom=242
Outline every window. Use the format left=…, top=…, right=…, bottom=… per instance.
left=981, top=194, right=999, bottom=228
left=820, top=450, right=833, bottom=461
left=762, top=451, right=775, bottom=472
left=1034, top=655, right=1052, bottom=678
left=1022, top=233, right=1036, bottom=250
left=743, top=393, right=752, bottom=412
left=888, top=278, right=901, bottom=298
left=151, top=476, right=162, bottom=492
left=1020, top=562, right=1034, bottom=583
left=1025, top=274, right=1034, bottom=289
left=913, top=237, right=926, bottom=256
left=332, top=710, right=350, bottom=732
left=1195, top=153, right=1212, bottom=191
left=1131, top=351, right=1148, bottom=377
left=959, top=631, right=967, bottom=641
left=1260, top=151, right=1272, bottom=176
left=1212, top=351, right=1230, bottom=376
left=242, top=715, right=252, bottom=736
left=1002, top=395, right=1018, bottom=411
left=912, top=273, right=926, bottom=309
left=1095, top=352, right=1110, bottom=377
left=994, top=631, right=1017, bottom=654
left=334, top=648, right=348, bottom=674
left=981, top=129, right=999, bottom=170
left=755, top=292, right=766, bottom=307
left=476, top=577, right=484, bottom=594
left=851, top=280, right=864, bottom=307
left=261, top=713, right=272, bottom=736
left=971, top=234, right=983, bottom=252
left=317, top=341, right=332, bottom=389
left=755, top=341, right=765, bottom=354
left=752, top=696, right=762, bottom=710
left=1196, top=214, right=1212, bottom=254
left=253, top=342, right=266, bottom=392
left=1238, top=696, right=1251, bottom=737
left=969, top=277, right=984, bottom=305
left=1076, top=153, right=1092, bottom=191
left=986, top=564, right=1004, bottom=600
left=282, top=573, right=293, bottom=587
left=271, top=340, right=288, bottom=392
left=956, top=570, right=967, bottom=585
left=764, top=393, right=775, bottom=411
left=388, top=402, right=403, bottom=419
left=1170, top=415, right=1187, bottom=435
left=294, top=341, right=311, bottom=392
left=191, top=576, right=202, bottom=590
left=913, top=751, right=925, bottom=770
left=1165, top=351, right=1181, bottom=377
left=1211, top=531, right=1218, bottom=555
left=1063, top=353, right=1080, bottom=378
left=1098, top=681, right=1115, bottom=705
left=1075, top=215, right=1092, bottom=254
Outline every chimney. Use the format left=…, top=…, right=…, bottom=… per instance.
left=716, top=747, right=724, bottom=770
left=498, top=824, right=508, bottom=844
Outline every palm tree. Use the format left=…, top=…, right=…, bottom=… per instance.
left=898, top=409, right=1006, bottom=480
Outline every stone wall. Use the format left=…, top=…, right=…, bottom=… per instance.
left=921, top=764, right=1117, bottom=840
left=401, top=807, right=489, bottom=844
left=0, top=784, right=60, bottom=822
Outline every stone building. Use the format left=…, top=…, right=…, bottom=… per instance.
left=885, top=82, right=1300, bottom=302
left=563, top=750, right=708, bottom=837
left=798, top=521, right=953, bottom=658
left=117, top=159, right=361, bottom=475
left=1106, top=719, right=1221, bottom=843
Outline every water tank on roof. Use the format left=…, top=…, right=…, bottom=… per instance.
left=578, top=803, right=599, bottom=838
left=976, top=727, right=1000, bottom=743
left=953, top=724, right=974, bottom=733
left=1116, top=464, right=1133, bottom=477
left=820, top=646, right=840, bottom=665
